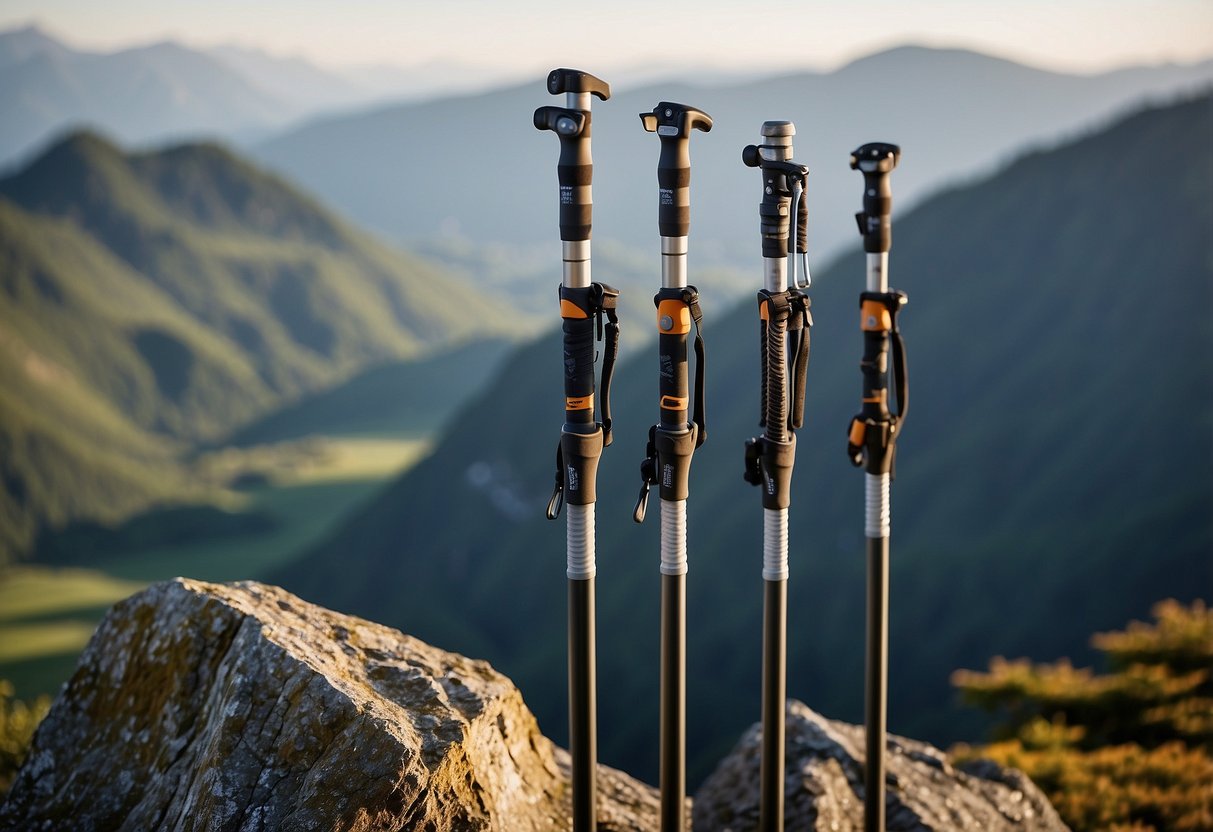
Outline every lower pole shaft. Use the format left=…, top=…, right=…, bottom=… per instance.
left=569, top=577, right=597, bottom=832
left=760, top=577, right=787, bottom=832
left=864, top=534, right=889, bottom=832
left=660, top=572, right=686, bottom=832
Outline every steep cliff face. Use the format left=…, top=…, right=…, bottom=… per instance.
left=1, top=579, right=1063, bottom=831
left=0, top=579, right=662, bottom=831
left=694, top=700, right=1068, bottom=832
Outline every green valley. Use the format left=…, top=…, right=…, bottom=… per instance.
left=0, top=130, right=526, bottom=559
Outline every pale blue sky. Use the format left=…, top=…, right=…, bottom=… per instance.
left=1, top=0, right=1210, bottom=73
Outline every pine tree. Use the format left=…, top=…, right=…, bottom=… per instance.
left=952, top=600, right=1213, bottom=831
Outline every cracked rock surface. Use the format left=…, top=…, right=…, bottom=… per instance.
left=0, top=579, right=660, bottom=831
left=693, top=700, right=1068, bottom=832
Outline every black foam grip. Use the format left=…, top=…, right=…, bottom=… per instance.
left=764, top=304, right=789, bottom=445
left=563, top=316, right=596, bottom=428
left=556, top=112, right=593, bottom=242
left=657, top=143, right=692, bottom=237
left=861, top=170, right=893, bottom=253
left=860, top=328, right=888, bottom=421
left=658, top=332, right=689, bottom=428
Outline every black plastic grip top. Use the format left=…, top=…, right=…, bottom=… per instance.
left=850, top=142, right=901, bottom=253
left=640, top=102, right=712, bottom=238
left=548, top=68, right=611, bottom=99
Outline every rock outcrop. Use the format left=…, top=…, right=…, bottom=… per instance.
left=1, top=578, right=1064, bottom=831
left=693, top=700, right=1068, bottom=831
left=0, top=579, right=662, bottom=831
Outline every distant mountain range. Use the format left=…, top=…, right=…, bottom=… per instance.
left=271, top=94, right=1213, bottom=787
left=0, top=24, right=518, bottom=168
left=254, top=46, right=1213, bottom=267
left=0, top=130, right=510, bottom=559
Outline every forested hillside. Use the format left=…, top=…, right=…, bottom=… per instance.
left=0, top=131, right=510, bottom=558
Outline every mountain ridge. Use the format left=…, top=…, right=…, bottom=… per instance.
left=253, top=45, right=1213, bottom=270
left=0, top=129, right=518, bottom=558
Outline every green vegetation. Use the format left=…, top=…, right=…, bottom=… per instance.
left=0, top=680, right=49, bottom=797
left=0, top=130, right=525, bottom=560
left=271, top=94, right=1213, bottom=786
left=0, top=435, right=425, bottom=699
left=224, top=338, right=514, bottom=446
left=953, top=600, right=1213, bottom=831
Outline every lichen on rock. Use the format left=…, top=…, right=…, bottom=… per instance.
left=0, top=579, right=660, bottom=831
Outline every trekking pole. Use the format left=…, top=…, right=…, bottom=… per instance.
left=741, top=122, right=813, bottom=832
left=845, top=143, right=907, bottom=832
left=633, top=102, right=712, bottom=832
left=535, top=67, right=617, bottom=832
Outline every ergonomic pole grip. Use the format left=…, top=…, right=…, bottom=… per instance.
left=743, top=149, right=807, bottom=260
left=534, top=69, right=611, bottom=243
left=850, top=142, right=900, bottom=253
left=548, top=68, right=611, bottom=99
left=640, top=102, right=713, bottom=238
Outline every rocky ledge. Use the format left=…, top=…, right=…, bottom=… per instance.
left=0, top=579, right=663, bottom=831
left=694, top=700, right=1067, bottom=831
left=0, top=579, right=1064, bottom=831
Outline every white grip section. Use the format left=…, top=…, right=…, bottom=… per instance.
left=660, top=499, right=688, bottom=576
left=762, top=507, right=789, bottom=581
left=865, top=473, right=891, bottom=539
left=567, top=503, right=596, bottom=579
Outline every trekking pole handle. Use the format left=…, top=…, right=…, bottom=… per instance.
left=548, top=68, right=612, bottom=100
left=534, top=68, right=611, bottom=243
left=850, top=142, right=901, bottom=253
left=742, top=148, right=807, bottom=261
left=640, top=102, right=713, bottom=238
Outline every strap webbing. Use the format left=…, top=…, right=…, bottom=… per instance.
left=788, top=291, right=812, bottom=430
left=684, top=287, right=707, bottom=447
left=889, top=301, right=908, bottom=425
left=596, top=284, right=619, bottom=447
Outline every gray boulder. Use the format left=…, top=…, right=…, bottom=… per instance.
left=693, top=700, right=1068, bottom=831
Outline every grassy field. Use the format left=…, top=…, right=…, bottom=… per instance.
left=0, top=436, right=427, bottom=699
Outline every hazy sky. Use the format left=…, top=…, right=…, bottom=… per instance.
left=2, top=0, right=1211, bottom=74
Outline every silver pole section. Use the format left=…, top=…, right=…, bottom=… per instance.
left=866, top=251, right=888, bottom=293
